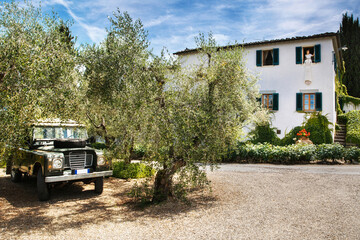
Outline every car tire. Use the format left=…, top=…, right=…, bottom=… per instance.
left=37, top=170, right=50, bottom=201
left=94, top=177, right=103, bottom=194
left=10, top=168, right=22, bottom=183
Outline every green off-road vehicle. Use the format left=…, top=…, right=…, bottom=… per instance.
left=6, top=120, right=112, bottom=201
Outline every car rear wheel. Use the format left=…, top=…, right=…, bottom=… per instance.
left=94, top=177, right=103, bottom=194
left=37, top=170, right=50, bottom=201
left=10, top=168, right=22, bottom=183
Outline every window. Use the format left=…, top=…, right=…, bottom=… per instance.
left=262, top=94, right=273, bottom=109
left=296, top=44, right=321, bottom=64
left=296, top=92, right=322, bottom=111
left=263, top=50, right=273, bottom=66
left=260, top=93, right=279, bottom=110
left=303, top=46, right=315, bottom=63
left=303, top=93, right=315, bottom=111
left=256, top=48, right=279, bottom=66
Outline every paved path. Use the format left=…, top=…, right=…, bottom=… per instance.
left=1, top=164, right=360, bottom=239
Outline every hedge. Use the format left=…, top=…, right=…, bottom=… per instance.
left=112, top=161, right=155, bottom=179
left=343, top=111, right=360, bottom=146
left=229, top=143, right=359, bottom=164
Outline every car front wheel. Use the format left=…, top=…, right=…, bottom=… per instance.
left=10, top=168, right=22, bottom=183
left=94, top=177, right=103, bottom=194
left=37, top=170, right=50, bottom=201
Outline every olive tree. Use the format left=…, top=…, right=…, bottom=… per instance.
left=141, top=33, right=264, bottom=202
left=81, top=10, right=264, bottom=202
left=81, top=11, right=155, bottom=161
left=0, top=1, right=79, bottom=152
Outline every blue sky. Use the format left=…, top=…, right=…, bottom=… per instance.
left=9, top=0, right=360, bottom=56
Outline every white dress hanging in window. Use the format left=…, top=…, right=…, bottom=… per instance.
left=304, top=51, right=313, bottom=85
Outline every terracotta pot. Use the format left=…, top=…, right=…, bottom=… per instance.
left=296, top=137, right=313, bottom=145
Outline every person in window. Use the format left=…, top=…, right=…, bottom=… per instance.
left=304, top=50, right=313, bottom=64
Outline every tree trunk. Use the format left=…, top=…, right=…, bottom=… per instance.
left=152, top=159, right=186, bottom=203
left=152, top=169, right=174, bottom=202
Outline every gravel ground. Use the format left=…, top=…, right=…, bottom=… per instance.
left=1, top=164, right=360, bottom=240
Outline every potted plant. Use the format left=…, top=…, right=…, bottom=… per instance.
left=296, top=129, right=313, bottom=144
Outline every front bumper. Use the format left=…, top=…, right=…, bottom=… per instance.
left=45, top=170, right=113, bottom=183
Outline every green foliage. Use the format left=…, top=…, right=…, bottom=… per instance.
left=91, top=142, right=107, bottom=149
left=130, top=145, right=146, bottom=159
left=304, top=112, right=333, bottom=144
left=234, top=143, right=316, bottom=164
left=340, top=13, right=360, bottom=98
left=344, top=147, right=360, bottom=162
left=344, top=110, right=360, bottom=145
left=340, top=95, right=360, bottom=107
left=81, top=10, right=155, bottom=161
left=249, top=123, right=280, bottom=145
left=0, top=1, right=79, bottom=149
left=128, top=181, right=154, bottom=205
left=232, top=143, right=358, bottom=164
left=112, top=161, right=155, bottom=179
left=315, top=144, right=344, bottom=160
left=280, top=126, right=303, bottom=146
left=337, top=114, right=347, bottom=124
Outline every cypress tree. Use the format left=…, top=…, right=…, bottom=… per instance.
left=340, top=13, right=360, bottom=97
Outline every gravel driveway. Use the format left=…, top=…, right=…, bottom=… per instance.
left=1, top=164, right=360, bottom=240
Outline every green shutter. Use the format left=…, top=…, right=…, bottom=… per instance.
left=273, top=48, right=279, bottom=65
left=256, top=97, right=261, bottom=104
left=315, top=92, right=322, bottom=111
left=272, top=93, right=279, bottom=110
left=296, top=93, right=303, bottom=111
left=296, top=47, right=302, bottom=64
left=256, top=50, right=262, bottom=67
left=315, top=44, right=321, bottom=63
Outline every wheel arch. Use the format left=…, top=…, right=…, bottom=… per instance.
left=33, top=162, right=43, bottom=177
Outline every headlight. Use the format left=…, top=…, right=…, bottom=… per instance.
left=53, top=158, right=63, bottom=169
left=48, top=154, right=64, bottom=170
left=97, top=155, right=106, bottom=166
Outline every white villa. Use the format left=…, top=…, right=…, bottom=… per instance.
left=174, top=32, right=344, bottom=138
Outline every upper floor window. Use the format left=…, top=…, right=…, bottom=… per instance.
left=256, top=48, right=279, bottom=67
left=296, top=44, right=321, bottom=64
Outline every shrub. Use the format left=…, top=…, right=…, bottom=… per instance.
left=130, top=145, right=146, bottom=159
left=315, top=143, right=344, bottom=161
left=91, top=142, right=107, bottom=149
left=280, top=126, right=302, bottom=145
left=112, top=161, right=155, bottom=179
left=344, top=110, right=360, bottom=145
left=234, top=143, right=317, bottom=164
left=304, top=112, right=333, bottom=144
left=249, top=123, right=280, bottom=145
left=230, top=143, right=353, bottom=164
left=344, top=147, right=360, bottom=162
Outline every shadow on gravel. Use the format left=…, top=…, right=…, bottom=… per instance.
left=0, top=173, right=217, bottom=237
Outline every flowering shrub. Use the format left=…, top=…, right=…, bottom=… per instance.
left=296, top=129, right=310, bottom=138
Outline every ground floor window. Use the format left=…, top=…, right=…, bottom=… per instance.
left=296, top=92, right=322, bottom=111
left=303, top=93, right=315, bottom=111
left=262, top=94, right=273, bottom=110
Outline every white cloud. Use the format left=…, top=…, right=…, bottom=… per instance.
left=213, top=33, right=230, bottom=45
left=144, top=14, right=173, bottom=28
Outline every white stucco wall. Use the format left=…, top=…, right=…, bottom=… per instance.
left=343, top=103, right=360, bottom=112
left=177, top=37, right=337, bottom=138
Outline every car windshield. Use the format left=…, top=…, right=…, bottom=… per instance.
left=33, top=126, right=88, bottom=140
